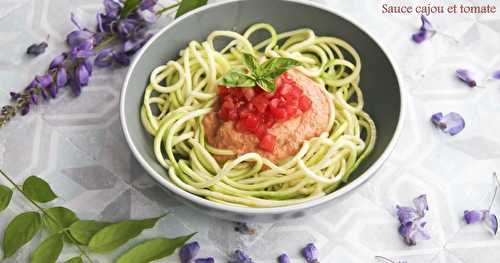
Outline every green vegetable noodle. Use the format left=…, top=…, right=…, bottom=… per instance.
left=140, top=23, right=376, bottom=208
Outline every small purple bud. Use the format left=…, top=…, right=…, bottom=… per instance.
left=179, top=242, right=200, bottom=263
left=302, top=243, right=319, bottom=263
left=464, top=210, right=484, bottom=224
left=35, top=74, right=53, bottom=88
left=411, top=30, right=427, bottom=44
left=492, top=70, right=500, bottom=80
left=67, top=30, right=94, bottom=49
left=113, top=51, right=131, bottom=66
left=278, top=253, right=291, bottom=263
left=229, top=250, right=253, bottom=263
left=56, top=67, right=68, bottom=87
left=75, top=64, right=90, bottom=87
left=103, top=0, right=121, bottom=17
left=95, top=48, right=114, bottom=67
left=10, top=92, right=20, bottom=101
left=48, top=84, right=58, bottom=98
left=49, top=53, right=67, bottom=69
left=20, top=104, right=30, bottom=115
left=26, top=42, right=48, bottom=56
left=140, top=0, right=157, bottom=10
left=194, top=258, right=214, bottom=263
left=456, top=69, right=477, bottom=87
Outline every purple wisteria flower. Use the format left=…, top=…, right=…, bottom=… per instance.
left=396, top=194, right=430, bottom=246
left=278, top=253, right=291, bottom=263
left=431, top=112, right=465, bottom=136
left=228, top=250, right=254, bottom=263
left=26, top=42, right=48, bottom=56
left=301, top=243, right=319, bottom=263
left=180, top=242, right=200, bottom=263
left=412, top=15, right=436, bottom=44
left=492, top=70, right=500, bottom=80
left=456, top=69, right=477, bottom=87
left=464, top=173, right=499, bottom=235
left=194, top=258, right=214, bottom=263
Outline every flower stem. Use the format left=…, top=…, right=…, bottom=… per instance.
left=94, top=35, right=118, bottom=52
left=156, top=2, right=181, bottom=15
left=0, top=169, right=94, bottom=263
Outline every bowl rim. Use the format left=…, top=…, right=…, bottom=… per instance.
left=120, top=0, right=406, bottom=215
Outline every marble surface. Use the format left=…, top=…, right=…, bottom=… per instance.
left=1, top=0, right=500, bottom=262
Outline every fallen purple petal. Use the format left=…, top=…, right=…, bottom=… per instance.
left=430, top=112, right=465, bottom=136
left=26, top=42, right=48, bottom=56
left=411, top=30, right=427, bottom=44
left=302, top=243, right=319, bottom=263
left=484, top=211, right=498, bottom=235
left=412, top=15, right=435, bottom=44
left=179, top=242, right=200, bottom=263
left=228, top=250, right=254, bottom=263
left=413, top=194, right=429, bottom=217
left=194, top=258, right=214, bottom=263
left=492, top=70, right=500, bottom=80
left=456, top=69, right=477, bottom=87
left=396, top=206, right=418, bottom=225
left=464, top=210, right=484, bottom=224
left=420, top=15, right=434, bottom=31
left=278, top=253, right=291, bottom=263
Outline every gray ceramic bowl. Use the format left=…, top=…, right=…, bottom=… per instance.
left=120, top=0, right=404, bottom=222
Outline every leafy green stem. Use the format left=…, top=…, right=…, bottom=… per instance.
left=0, top=169, right=94, bottom=263
left=156, top=2, right=181, bottom=15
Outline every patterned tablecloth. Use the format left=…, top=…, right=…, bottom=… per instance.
left=1, top=0, right=500, bottom=262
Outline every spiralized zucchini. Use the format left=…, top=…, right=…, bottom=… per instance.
left=141, top=23, right=376, bottom=208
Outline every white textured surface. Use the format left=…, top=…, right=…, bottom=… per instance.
left=1, top=0, right=500, bottom=262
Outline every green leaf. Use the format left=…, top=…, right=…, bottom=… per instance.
left=115, top=233, right=195, bottom=263
left=22, top=176, right=57, bottom=203
left=120, top=0, right=141, bottom=18
left=42, top=206, right=79, bottom=241
left=69, top=220, right=112, bottom=245
left=175, top=0, right=208, bottom=18
left=242, top=53, right=259, bottom=73
left=260, top=57, right=302, bottom=79
left=255, top=78, right=276, bottom=93
left=2, top=211, right=42, bottom=258
left=0, top=185, right=13, bottom=212
left=64, top=256, right=83, bottom=263
left=89, top=216, right=163, bottom=253
left=221, top=70, right=256, bottom=87
left=30, top=233, right=63, bottom=263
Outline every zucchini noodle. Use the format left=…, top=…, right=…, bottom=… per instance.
left=140, top=23, right=376, bottom=208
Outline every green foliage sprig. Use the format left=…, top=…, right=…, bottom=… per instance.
left=0, top=169, right=193, bottom=263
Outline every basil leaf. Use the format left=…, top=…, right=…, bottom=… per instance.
left=89, top=216, right=163, bottom=253
left=64, top=257, right=83, bottom=263
left=260, top=57, right=302, bottom=79
left=2, top=211, right=42, bottom=258
left=31, top=233, right=63, bottom=263
left=115, top=234, right=195, bottom=263
left=42, top=206, right=79, bottom=243
left=255, top=78, right=276, bottom=93
left=0, top=185, right=13, bottom=212
left=120, top=0, right=141, bottom=18
left=242, top=53, right=259, bottom=73
left=69, top=220, right=112, bottom=245
left=222, top=70, right=256, bottom=87
left=175, top=0, right=208, bottom=18
left=22, top=176, right=57, bottom=203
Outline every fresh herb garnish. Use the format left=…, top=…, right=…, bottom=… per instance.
left=221, top=52, right=302, bottom=92
left=0, top=169, right=193, bottom=263
left=176, top=0, right=208, bottom=18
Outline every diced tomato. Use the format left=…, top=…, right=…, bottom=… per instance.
left=259, top=134, right=276, bottom=152
left=242, top=88, right=255, bottom=101
left=298, top=95, right=311, bottom=111
left=217, top=72, right=312, bottom=153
